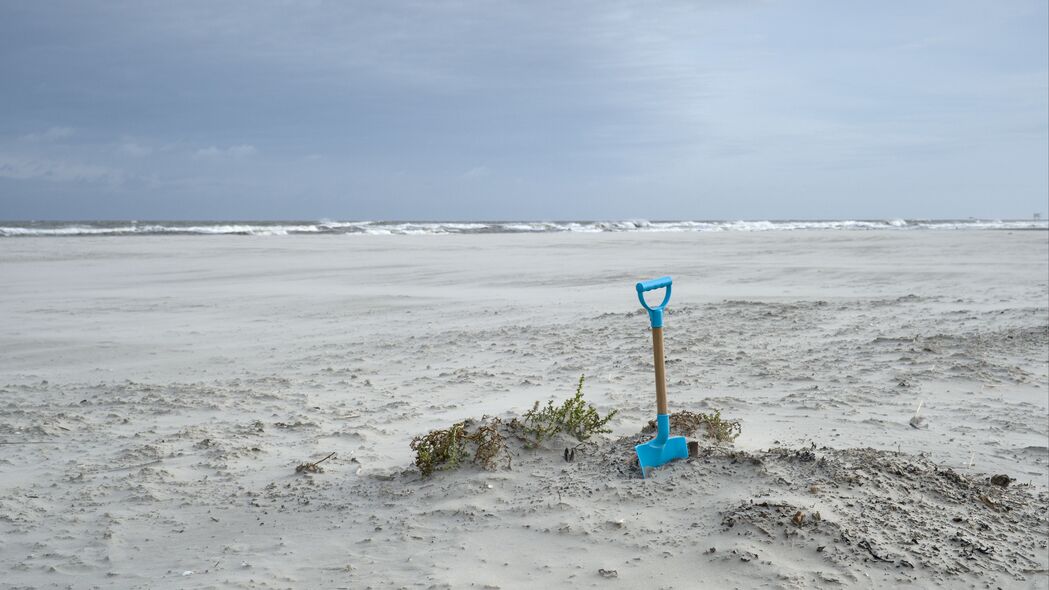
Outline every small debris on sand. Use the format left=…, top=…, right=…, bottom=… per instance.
left=908, top=415, right=927, bottom=429
left=688, top=440, right=700, bottom=456
left=909, top=400, right=928, bottom=429
left=990, top=474, right=1013, bottom=488
left=295, top=452, right=335, bottom=474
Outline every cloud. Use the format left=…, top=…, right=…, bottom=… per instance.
left=118, top=140, right=152, bottom=157
left=462, top=165, right=490, bottom=179
left=20, top=126, right=75, bottom=142
left=0, top=1, right=1045, bottom=219
left=194, top=144, right=257, bottom=159
left=0, top=154, right=124, bottom=184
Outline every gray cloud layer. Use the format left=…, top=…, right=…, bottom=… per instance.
left=1, top=1, right=1046, bottom=220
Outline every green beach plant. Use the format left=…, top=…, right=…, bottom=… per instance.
left=647, top=409, right=742, bottom=443
left=410, top=417, right=508, bottom=477
left=513, top=375, right=618, bottom=445
left=411, top=375, right=619, bottom=476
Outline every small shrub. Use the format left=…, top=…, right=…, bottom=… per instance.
left=700, top=410, right=742, bottom=442
left=411, top=422, right=467, bottom=476
left=648, top=410, right=741, bottom=442
left=410, top=418, right=508, bottom=477
left=513, top=375, right=618, bottom=445
left=467, top=418, right=507, bottom=471
left=410, top=375, right=618, bottom=476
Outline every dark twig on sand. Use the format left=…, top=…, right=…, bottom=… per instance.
left=296, top=452, right=336, bottom=474
left=858, top=539, right=892, bottom=562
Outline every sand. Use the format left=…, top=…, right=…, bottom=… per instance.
left=1, top=229, right=1047, bottom=589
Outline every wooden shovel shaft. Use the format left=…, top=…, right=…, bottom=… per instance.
left=651, top=327, right=668, bottom=415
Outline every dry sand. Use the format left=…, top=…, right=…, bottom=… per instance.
left=1, top=230, right=1047, bottom=589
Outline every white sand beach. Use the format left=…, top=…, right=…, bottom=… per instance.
left=1, top=229, right=1047, bottom=589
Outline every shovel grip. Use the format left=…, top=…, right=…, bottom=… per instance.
left=636, top=276, right=672, bottom=294
left=636, top=276, right=672, bottom=328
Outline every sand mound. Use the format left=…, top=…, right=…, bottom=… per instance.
left=331, top=423, right=1049, bottom=588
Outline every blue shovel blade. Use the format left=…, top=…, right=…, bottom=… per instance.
left=635, top=435, right=689, bottom=479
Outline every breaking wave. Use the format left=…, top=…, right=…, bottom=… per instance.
left=1, top=219, right=1045, bottom=237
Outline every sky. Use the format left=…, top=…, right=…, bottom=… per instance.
left=0, top=0, right=1046, bottom=221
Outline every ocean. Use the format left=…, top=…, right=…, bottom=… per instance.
left=1, top=218, right=1046, bottom=237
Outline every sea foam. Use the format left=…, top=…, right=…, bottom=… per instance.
left=0, top=219, right=1045, bottom=237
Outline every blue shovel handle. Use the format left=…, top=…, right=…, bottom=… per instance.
left=636, top=276, right=672, bottom=328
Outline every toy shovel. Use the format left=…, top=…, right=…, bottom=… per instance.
left=635, top=276, right=688, bottom=478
